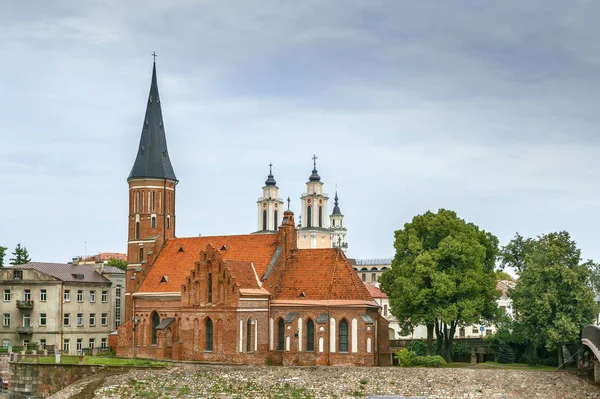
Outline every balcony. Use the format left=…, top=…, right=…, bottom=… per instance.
left=16, top=300, right=34, bottom=309
left=16, top=326, right=33, bottom=335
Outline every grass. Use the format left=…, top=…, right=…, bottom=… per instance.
left=439, top=361, right=556, bottom=372
left=19, top=356, right=169, bottom=367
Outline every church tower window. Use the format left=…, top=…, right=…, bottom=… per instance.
left=139, top=247, right=144, bottom=262
left=135, top=222, right=140, bottom=239
left=318, top=206, right=323, bottom=227
left=262, top=210, right=267, bottom=231
left=306, top=206, right=312, bottom=227
left=273, top=210, right=278, bottom=229
left=151, top=216, right=156, bottom=229
left=167, top=215, right=170, bottom=229
left=152, top=191, right=156, bottom=212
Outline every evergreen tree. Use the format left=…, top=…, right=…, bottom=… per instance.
left=0, top=246, right=7, bottom=267
left=10, top=243, right=31, bottom=265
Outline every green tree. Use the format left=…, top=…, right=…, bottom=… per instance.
left=9, top=243, right=31, bottom=265
left=495, top=271, right=514, bottom=281
left=508, top=231, right=598, bottom=366
left=105, top=257, right=128, bottom=271
left=380, top=209, right=500, bottom=362
left=0, top=246, right=7, bottom=267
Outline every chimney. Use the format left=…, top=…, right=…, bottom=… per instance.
left=278, top=210, right=297, bottom=254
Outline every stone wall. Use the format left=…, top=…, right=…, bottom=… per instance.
left=9, top=362, right=134, bottom=398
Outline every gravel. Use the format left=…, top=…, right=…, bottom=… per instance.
left=48, top=364, right=600, bottom=399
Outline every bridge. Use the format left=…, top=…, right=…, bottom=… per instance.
left=581, top=325, right=600, bottom=382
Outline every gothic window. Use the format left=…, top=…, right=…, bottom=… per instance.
left=262, top=210, right=267, bottom=231
left=246, top=319, right=252, bottom=352
left=151, top=312, right=160, bottom=345
left=207, top=273, right=212, bottom=303
left=206, top=318, right=213, bottom=351
left=135, top=191, right=140, bottom=213
left=306, top=319, right=315, bottom=352
left=151, top=216, right=156, bottom=229
left=152, top=191, right=156, bottom=212
left=306, top=206, right=312, bottom=227
left=167, top=216, right=171, bottom=229
left=277, top=318, right=285, bottom=351
left=318, top=206, right=323, bottom=227
left=139, top=247, right=144, bottom=262
left=339, top=319, right=348, bottom=352
left=273, top=210, right=278, bottom=229
left=135, top=222, right=140, bottom=239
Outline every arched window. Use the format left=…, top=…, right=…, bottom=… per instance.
left=306, top=206, right=312, bottom=227
left=206, top=318, right=213, bottom=351
left=306, top=319, right=315, bottom=352
left=151, top=216, right=156, bottom=229
left=262, top=210, right=267, bottom=231
left=339, top=319, right=348, bottom=352
left=318, top=206, right=323, bottom=227
left=277, top=319, right=285, bottom=351
left=135, top=222, right=140, bottom=239
left=139, top=247, right=144, bottom=262
left=246, top=319, right=253, bottom=352
left=152, top=191, right=156, bottom=212
left=273, top=210, right=278, bottom=229
left=151, top=312, right=160, bottom=345
left=207, top=273, right=212, bottom=303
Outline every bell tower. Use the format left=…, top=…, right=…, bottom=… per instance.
left=125, top=58, right=177, bottom=320
left=255, top=164, right=284, bottom=232
left=330, top=190, right=348, bottom=254
left=297, top=155, right=331, bottom=249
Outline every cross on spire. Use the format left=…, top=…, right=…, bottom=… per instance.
left=312, top=154, right=318, bottom=169
left=269, top=163, right=273, bottom=174
left=152, top=51, right=157, bottom=62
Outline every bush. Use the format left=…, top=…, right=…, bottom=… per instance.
left=394, top=349, right=446, bottom=367
left=496, top=343, right=516, bottom=363
left=452, top=342, right=471, bottom=358
left=408, top=340, right=427, bottom=356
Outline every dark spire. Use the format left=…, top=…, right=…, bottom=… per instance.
left=128, top=58, right=177, bottom=181
left=332, top=190, right=342, bottom=215
left=308, top=154, right=321, bottom=182
left=265, top=163, right=276, bottom=186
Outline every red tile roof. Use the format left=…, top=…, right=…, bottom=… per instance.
left=138, top=234, right=279, bottom=293
left=223, top=260, right=260, bottom=289
left=365, top=284, right=388, bottom=299
left=273, top=249, right=374, bottom=301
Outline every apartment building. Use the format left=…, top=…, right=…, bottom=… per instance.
left=0, top=262, right=115, bottom=353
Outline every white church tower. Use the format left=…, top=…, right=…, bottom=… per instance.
left=255, top=164, right=284, bottom=232
left=330, top=190, right=348, bottom=254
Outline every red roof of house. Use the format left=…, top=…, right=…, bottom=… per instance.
left=365, top=284, right=388, bottom=299
left=273, top=249, right=374, bottom=301
left=138, top=234, right=279, bottom=293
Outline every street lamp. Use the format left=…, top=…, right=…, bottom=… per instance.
left=131, top=315, right=141, bottom=358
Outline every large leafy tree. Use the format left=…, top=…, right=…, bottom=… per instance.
left=10, top=243, right=31, bottom=265
left=380, top=209, right=500, bottom=361
left=505, top=231, right=598, bottom=366
left=105, top=257, right=128, bottom=271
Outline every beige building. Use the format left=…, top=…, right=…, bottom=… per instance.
left=0, top=262, right=118, bottom=353
left=351, top=258, right=392, bottom=284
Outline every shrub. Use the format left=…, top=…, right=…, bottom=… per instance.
left=395, top=349, right=417, bottom=367
left=496, top=343, right=516, bottom=363
left=408, top=340, right=427, bottom=356
left=452, top=342, right=471, bottom=358
left=416, top=355, right=446, bottom=367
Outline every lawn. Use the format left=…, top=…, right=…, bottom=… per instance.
left=19, top=356, right=169, bottom=367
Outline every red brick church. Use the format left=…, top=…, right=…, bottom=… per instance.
left=115, top=61, right=390, bottom=366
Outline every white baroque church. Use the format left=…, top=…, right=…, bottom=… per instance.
left=254, top=156, right=348, bottom=254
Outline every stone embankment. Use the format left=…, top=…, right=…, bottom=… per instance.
left=49, top=364, right=600, bottom=399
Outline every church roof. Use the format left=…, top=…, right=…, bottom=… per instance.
left=128, top=61, right=177, bottom=181
left=273, top=248, right=374, bottom=301
left=331, top=191, right=342, bottom=215
left=138, top=234, right=279, bottom=293
left=265, top=164, right=277, bottom=186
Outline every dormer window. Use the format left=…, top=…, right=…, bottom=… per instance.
left=160, top=276, right=168, bottom=283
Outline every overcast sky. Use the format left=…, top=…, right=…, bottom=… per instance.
left=1, top=0, right=600, bottom=266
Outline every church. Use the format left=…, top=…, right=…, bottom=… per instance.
left=115, top=61, right=390, bottom=366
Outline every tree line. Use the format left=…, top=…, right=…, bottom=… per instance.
left=380, top=209, right=598, bottom=365
left=0, top=243, right=31, bottom=267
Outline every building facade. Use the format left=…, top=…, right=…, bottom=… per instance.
left=0, top=263, right=115, bottom=353
left=116, top=61, right=390, bottom=366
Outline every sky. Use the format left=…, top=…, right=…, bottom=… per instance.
left=1, top=0, right=600, bottom=266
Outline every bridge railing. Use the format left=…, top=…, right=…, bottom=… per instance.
left=582, top=325, right=600, bottom=360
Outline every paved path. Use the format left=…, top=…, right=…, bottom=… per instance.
left=48, top=364, right=599, bottom=399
